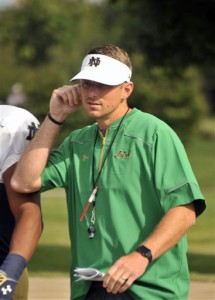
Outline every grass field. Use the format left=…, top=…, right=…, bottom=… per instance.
left=28, top=135, right=215, bottom=281
left=186, top=136, right=215, bottom=281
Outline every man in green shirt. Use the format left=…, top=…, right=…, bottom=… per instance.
left=12, top=44, right=206, bottom=300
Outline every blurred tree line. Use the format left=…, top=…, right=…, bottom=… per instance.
left=0, top=0, right=214, bottom=144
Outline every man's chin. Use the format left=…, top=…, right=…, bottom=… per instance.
left=85, top=110, right=101, bottom=118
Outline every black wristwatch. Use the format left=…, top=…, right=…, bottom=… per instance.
left=135, top=245, right=152, bottom=263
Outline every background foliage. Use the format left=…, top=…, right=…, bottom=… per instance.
left=108, top=0, right=215, bottom=70
left=0, top=0, right=214, bottom=144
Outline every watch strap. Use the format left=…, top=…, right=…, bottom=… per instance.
left=135, top=245, right=152, bottom=263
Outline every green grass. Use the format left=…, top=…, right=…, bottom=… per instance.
left=28, top=135, right=215, bottom=281
left=28, top=190, right=70, bottom=277
left=186, top=136, right=215, bottom=253
left=186, top=136, right=215, bottom=281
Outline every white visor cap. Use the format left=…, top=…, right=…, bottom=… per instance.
left=70, top=54, right=132, bottom=86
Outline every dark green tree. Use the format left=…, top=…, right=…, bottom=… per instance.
left=101, top=0, right=213, bottom=140
left=6, top=0, right=65, bottom=66
left=108, top=0, right=215, bottom=70
left=0, top=0, right=111, bottom=144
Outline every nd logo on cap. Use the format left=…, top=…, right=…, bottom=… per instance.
left=88, top=57, right=100, bottom=67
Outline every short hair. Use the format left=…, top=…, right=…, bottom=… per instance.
left=87, top=44, right=132, bottom=71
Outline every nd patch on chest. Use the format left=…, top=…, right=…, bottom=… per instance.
left=114, top=150, right=131, bottom=158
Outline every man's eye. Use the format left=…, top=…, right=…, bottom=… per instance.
left=98, top=83, right=110, bottom=89
left=82, top=81, right=90, bottom=87
left=81, top=81, right=110, bottom=89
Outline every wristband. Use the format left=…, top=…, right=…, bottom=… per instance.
left=0, top=254, right=27, bottom=281
left=0, top=254, right=27, bottom=299
left=47, top=112, right=64, bottom=126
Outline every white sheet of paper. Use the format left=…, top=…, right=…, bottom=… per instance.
left=74, top=267, right=105, bottom=282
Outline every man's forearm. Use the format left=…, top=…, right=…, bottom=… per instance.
left=11, top=115, right=62, bottom=193
left=140, top=203, right=196, bottom=261
left=9, top=202, right=43, bottom=261
left=103, top=203, right=196, bottom=294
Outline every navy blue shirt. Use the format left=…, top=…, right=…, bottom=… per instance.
left=0, top=183, right=15, bottom=265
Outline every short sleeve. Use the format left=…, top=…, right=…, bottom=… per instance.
left=152, top=127, right=206, bottom=216
left=41, top=138, right=71, bottom=192
left=0, top=108, right=39, bottom=182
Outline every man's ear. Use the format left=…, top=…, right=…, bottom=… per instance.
left=122, top=82, right=134, bottom=99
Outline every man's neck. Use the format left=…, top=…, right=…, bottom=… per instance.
left=99, top=129, right=107, bottom=137
left=97, top=107, right=131, bottom=130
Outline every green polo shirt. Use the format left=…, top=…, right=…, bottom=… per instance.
left=41, top=108, right=205, bottom=300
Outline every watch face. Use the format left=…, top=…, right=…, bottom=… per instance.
left=136, top=245, right=152, bottom=262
